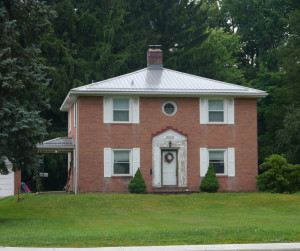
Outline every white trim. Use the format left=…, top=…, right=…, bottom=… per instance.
left=208, top=149, right=228, bottom=176
left=103, top=97, right=140, bottom=124
left=207, top=98, right=227, bottom=124
left=200, top=148, right=208, bottom=177
left=112, top=98, right=131, bottom=123
left=227, top=98, right=235, bottom=124
left=200, top=98, right=234, bottom=125
left=74, top=101, right=77, bottom=127
left=68, top=110, right=71, bottom=133
left=228, top=148, right=235, bottom=177
left=111, top=149, right=133, bottom=176
left=132, top=148, right=140, bottom=176
left=162, top=101, right=177, bottom=116
left=104, top=148, right=112, bottom=177
left=75, top=99, right=79, bottom=193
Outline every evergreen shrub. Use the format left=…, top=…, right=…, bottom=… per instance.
left=128, top=168, right=146, bottom=194
left=256, top=154, right=300, bottom=193
left=200, top=162, right=220, bottom=193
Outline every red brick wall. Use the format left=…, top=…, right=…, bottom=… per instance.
left=77, top=96, right=258, bottom=193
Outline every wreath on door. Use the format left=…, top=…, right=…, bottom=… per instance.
left=165, top=152, right=174, bottom=163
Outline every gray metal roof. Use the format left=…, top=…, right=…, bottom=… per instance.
left=61, top=67, right=268, bottom=111
left=37, top=137, right=74, bottom=153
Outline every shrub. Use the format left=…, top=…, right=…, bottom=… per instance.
left=200, top=162, right=220, bottom=193
left=128, top=168, right=146, bottom=194
left=256, top=154, right=300, bottom=193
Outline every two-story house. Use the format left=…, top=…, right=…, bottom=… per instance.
left=39, top=45, right=267, bottom=193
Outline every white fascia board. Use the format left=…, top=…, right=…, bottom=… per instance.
left=60, top=93, right=77, bottom=111
left=69, top=90, right=268, bottom=98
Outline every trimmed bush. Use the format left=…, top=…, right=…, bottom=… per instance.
left=200, top=162, right=220, bottom=193
left=256, top=154, right=300, bottom=193
left=128, top=168, right=146, bottom=194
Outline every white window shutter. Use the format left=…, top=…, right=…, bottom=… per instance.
left=104, top=148, right=112, bottom=177
left=228, top=98, right=234, bottom=124
left=132, top=97, right=139, bottom=124
left=228, top=148, right=235, bottom=177
left=132, top=148, right=140, bottom=176
left=103, top=97, right=111, bottom=123
left=200, top=148, right=208, bottom=177
left=200, top=98, right=208, bottom=124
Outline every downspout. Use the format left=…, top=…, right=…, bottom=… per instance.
left=75, top=99, right=79, bottom=194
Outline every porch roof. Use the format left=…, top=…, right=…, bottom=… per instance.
left=37, top=137, right=75, bottom=153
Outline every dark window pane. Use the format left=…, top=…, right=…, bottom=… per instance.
left=164, top=103, right=175, bottom=114
left=113, top=111, right=129, bottom=121
left=209, top=111, right=224, bottom=122
left=114, top=163, right=130, bottom=174
left=212, top=163, right=224, bottom=173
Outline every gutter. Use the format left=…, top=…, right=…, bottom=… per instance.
left=60, top=90, right=268, bottom=111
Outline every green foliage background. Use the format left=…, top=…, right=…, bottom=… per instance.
left=1, top=0, right=299, bottom=189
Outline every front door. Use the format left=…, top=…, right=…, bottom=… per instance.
left=162, top=150, right=177, bottom=186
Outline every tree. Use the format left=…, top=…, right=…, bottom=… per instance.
left=0, top=0, right=55, bottom=173
left=276, top=108, right=300, bottom=164
left=128, top=168, right=146, bottom=194
left=256, top=154, right=300, bottom=193
left=200, top=163, right=220, bottom=193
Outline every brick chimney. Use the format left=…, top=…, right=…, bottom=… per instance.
left=147, top=45, right=163, bottom=69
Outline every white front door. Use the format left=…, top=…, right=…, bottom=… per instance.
left=162, top=150, right=177, bottom=186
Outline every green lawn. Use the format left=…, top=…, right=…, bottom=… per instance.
left=0, top=193, right=300, bottom=247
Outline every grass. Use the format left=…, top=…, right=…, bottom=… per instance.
left=0, top=193, right=300, bottom=247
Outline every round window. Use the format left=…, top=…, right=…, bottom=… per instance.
left=162, top=101, right=177, bottom=116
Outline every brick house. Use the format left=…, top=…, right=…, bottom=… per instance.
left=39, top=45, right=267, bottom=193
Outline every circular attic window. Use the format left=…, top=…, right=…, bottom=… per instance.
left=162, top=101, right=177, bottom=116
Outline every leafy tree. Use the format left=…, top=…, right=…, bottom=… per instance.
left=0, top=0, right=54, bottom=173
left=276, top=108, right=300, bottom=164
left=194, top=28, right=245, bottom=84
left=200, top=163, right=220, bottom=193
left=128, top=168, right=146, bottom=194
left=256, top=154, right=300, bottom=193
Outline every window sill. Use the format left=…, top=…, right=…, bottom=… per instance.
left=111, top=176, right=133, bottom=179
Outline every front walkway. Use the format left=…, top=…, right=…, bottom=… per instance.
left=2, top=243, right=300, bottom=251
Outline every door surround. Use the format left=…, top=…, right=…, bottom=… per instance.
left=152, top=129, right=187, bottom=188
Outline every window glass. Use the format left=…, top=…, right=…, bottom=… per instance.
left=209, top=100, right=223, bottom=110
left=162, top=101, right=177, bottom=116
left=113, top=99, right=129, bottom=109
left=114, top=150, right=130, bottom=174
left=113, top=99, right=129, bottom=121
left=209, top=151, right=225, bottom=174
left=208, top=100, right=224, bottom=122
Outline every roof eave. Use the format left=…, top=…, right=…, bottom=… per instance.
left=68, top=90, right=268, bottom=98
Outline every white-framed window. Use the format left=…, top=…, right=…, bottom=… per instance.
left=208, top=149, right=227, bottom=175
left=103, top=148, right=140, bottom=177
left=208, top=100, right=224, bottom=122
left=200, top=98, right=234, bottom=124
left=113, top=98, right=130, bottom=122
left=103, top=97, right=139, bottom=124
left=162, top=101, right=177, bottom=116
left=200, top=148, right=235, bottom=177
left=112, top=149, right=131, bottom=175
